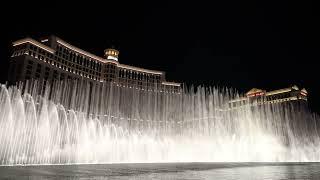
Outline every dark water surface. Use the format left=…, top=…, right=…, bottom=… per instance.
left=0, top=163, right=319, bottom=180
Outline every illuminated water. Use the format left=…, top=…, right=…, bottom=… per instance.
left=1, top=163, right=320, bottom=179
left=0, top=80, right=319, bottom=165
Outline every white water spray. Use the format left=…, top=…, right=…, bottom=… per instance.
left=0, top=80, right=319, bottom=165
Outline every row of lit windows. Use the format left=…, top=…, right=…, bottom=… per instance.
left=25, top=61, right=82, bottom=82
left=119, top=70, right=161, bottom=81
left=16, top=44, right=102, bottom=80
left=119, top=69, right=161, bottom=78
left=114, top=83, right=181, bottom=93
left=104, top=64, right=117, bottom=73
left=56, top=45, right=102, bottom=72
left=55, top=54, right=101, bottom=77
left=119, top=79, right=156, bottom=85
left=119, top=77, right=160, bottom=84
left=26, top=50, right=102, bottom=81
left=258, top=97, right=298, bottom=104
left=229, top=96, right=303, bottom=109
left=117, top=80, right=181, bottom=91
left=12, top=50, right=27, bottom=57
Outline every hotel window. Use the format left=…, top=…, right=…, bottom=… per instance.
left=26, top=70, right=31, bottom=75
left=27, top=64, right=33, bottom=70
left=36, top=67, right=41, bottom=73
left=60, top=73, right=65, bottom=80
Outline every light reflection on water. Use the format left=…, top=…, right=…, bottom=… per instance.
left=0, top=163, right=319, bottom=180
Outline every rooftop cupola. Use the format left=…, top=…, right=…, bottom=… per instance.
left=104, top=48, right=119, bottom=61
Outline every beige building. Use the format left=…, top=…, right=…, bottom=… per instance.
left=9, top=35, right=181, bottom=93
left=229, top=85, right=308, bottom=108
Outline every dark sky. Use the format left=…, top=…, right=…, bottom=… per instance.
left=1, top=1, right=319, bottom=111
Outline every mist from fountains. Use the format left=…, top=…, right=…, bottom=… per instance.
left=0, top=80, right=319, bottom=165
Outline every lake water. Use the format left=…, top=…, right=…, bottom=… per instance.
left=0, top=163, right=319, bottom=180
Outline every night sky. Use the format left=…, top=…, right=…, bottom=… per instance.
left=1, top=1, right=319, bottom=111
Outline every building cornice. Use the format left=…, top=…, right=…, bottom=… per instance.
left=56, top=38, right=119, bottom=65
left=162, top=81, right=181, bottom=86
left=118, top=64, right=163, bottom=75
left=265, top=88, right=292, bottom=96
left=13, top=38, right=55, bottom=54
left=56, top=37, right=165, bottom=75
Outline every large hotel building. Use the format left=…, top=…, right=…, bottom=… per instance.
left=9, top=35, right=182, bottom=93
left=8, top=35, right=308, bottom=107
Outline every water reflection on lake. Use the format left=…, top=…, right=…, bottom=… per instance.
left=0, top=163, right=319, bottom=180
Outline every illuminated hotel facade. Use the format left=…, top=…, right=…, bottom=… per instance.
left=9, top=35, right=182, bottom=93
left=7, top=35, right=309, bottom=104
left=228, top=85, right=308, bottom=109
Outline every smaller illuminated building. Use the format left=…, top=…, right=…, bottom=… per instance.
left=229, top=85, right=308, bottom=108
